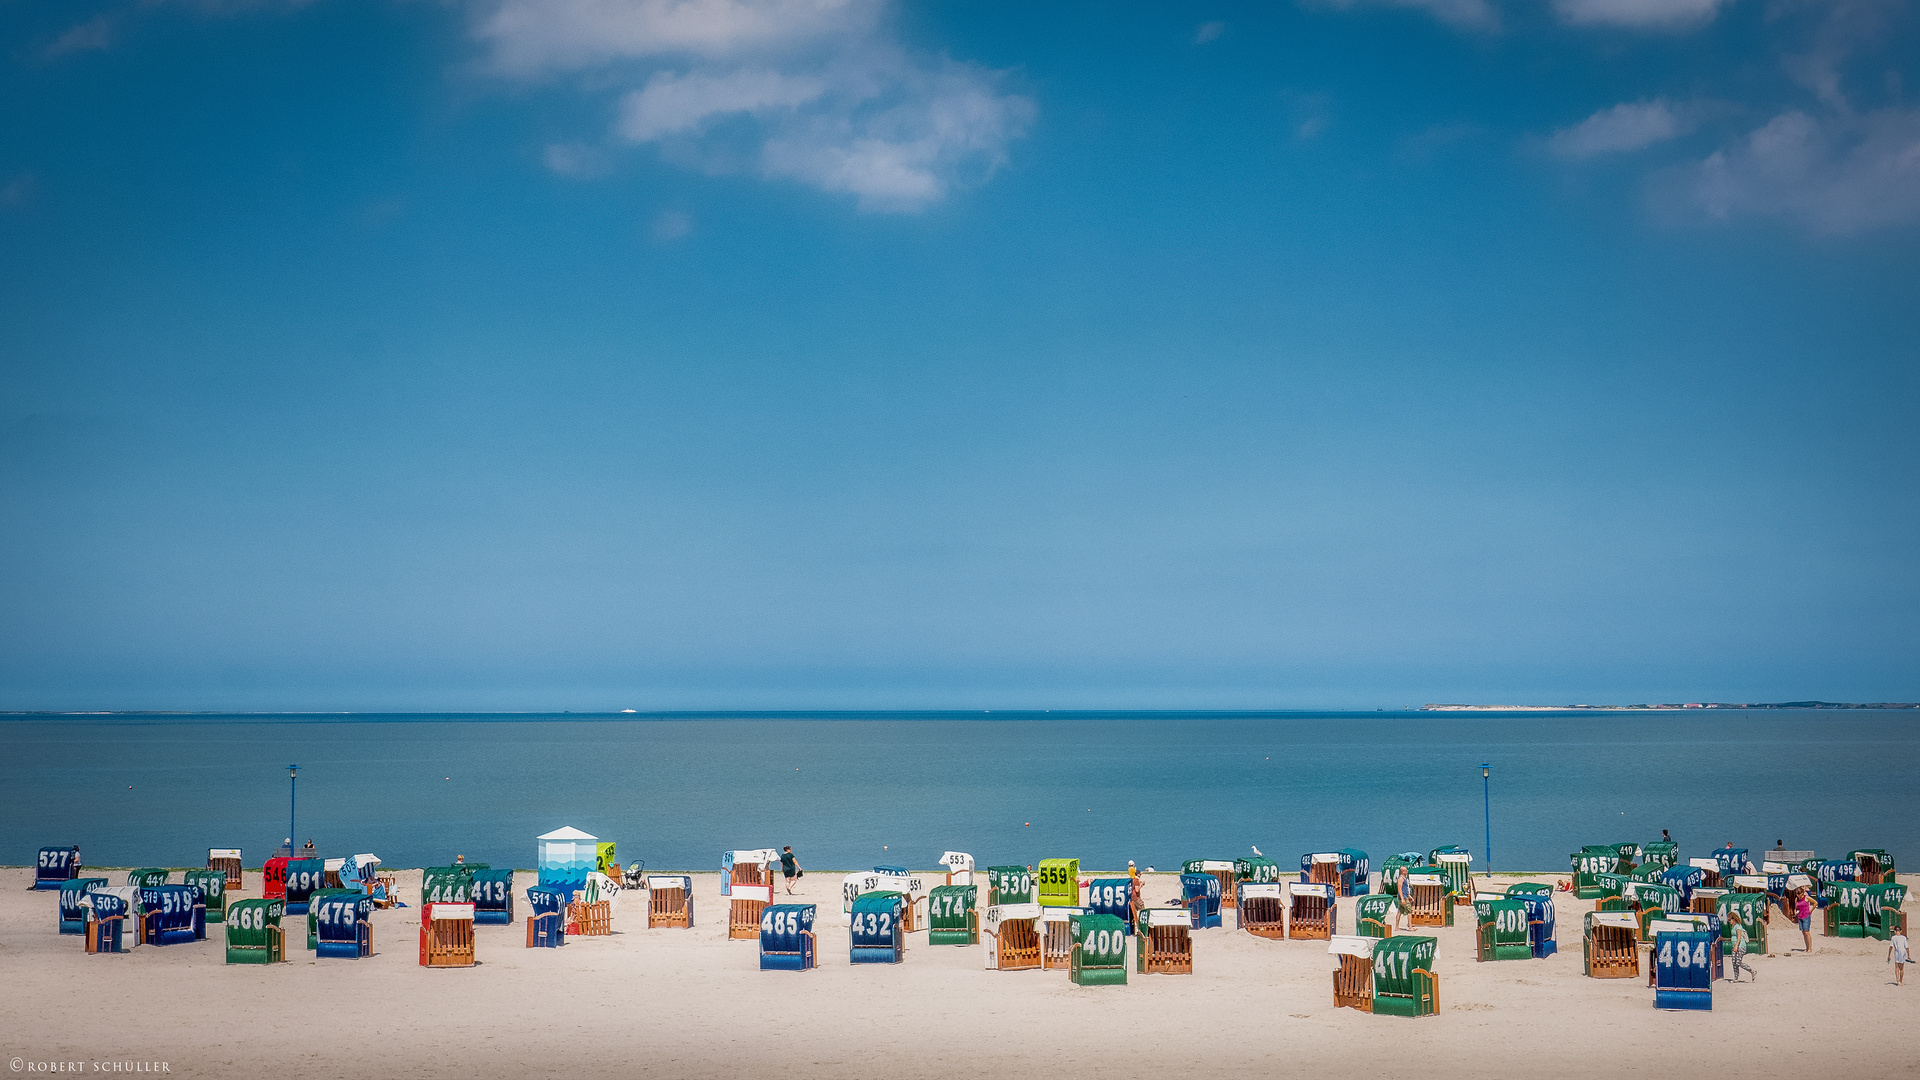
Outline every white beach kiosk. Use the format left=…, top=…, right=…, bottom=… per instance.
left=537, top=827, right=599, bottom=897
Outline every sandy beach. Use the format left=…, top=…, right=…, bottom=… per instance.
left=3, top=867, right=1913, bottom=1079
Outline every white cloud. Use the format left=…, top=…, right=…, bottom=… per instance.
left=43, top=14, right=120, bottom=58
left=1549, top=99, right=1690, bottom=158
left=542, top=141, right=614, bottom=177
left=1310, top=0, right=1501, bottom=32
left=1193, top=21, right=1226, bottom=43
left=651, top=209, right=694, bottom=239
left=1552, top=0, right=1734, bottom=30
left=475, top=0, right=1031, bottom=212
left=1666, top=107, right=1920, bottom=233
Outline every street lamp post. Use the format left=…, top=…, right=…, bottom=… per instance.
left=1480, top=763, right=1492, bottom=885
left=288, top=764, right=299, bottom=854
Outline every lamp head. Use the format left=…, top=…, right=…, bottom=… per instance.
left=1481, top=763, right=1490, bottom=778
left=289, top=764, right=299, bottom=779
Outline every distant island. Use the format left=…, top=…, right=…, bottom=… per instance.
left=1421, top=701, right=1918, bottom=711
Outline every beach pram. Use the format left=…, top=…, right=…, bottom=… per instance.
left=983, top=904, right=1043, bottom=970
left=646, top=875, right=693, bottom=928
left=1182, top=873, right=1222, bottom=929
left=1572, top=846, right=1625, bottom=899
left=315, top=893, right=374, bottom=958
left=526, top=887, right=566, bottom=947
left=1237, top=882, right=1286, bottom=939
left=207, top=848, right=243, bottom=891
left=1289, top=882, right=1336, bottom=940
left=987, top=865, right=1034, bottom=906
left=1184, top=860, right=1236, bottom=909
left=759, top=904, right=816, bottom=970
left=1474, top=897, right=1531, bottom=961
left=1824, top=880, right=1871, bottom=938
left=36, top=846, right=81, bottom=890
left=140, top=885, right=203, bottom=945
left=1716, top=892, right=1766, bottom=954
left=284, top=858, right=325, bottom=914
left=1356, top=893, right=1396, bottom=938
left=1864, top=883, right=1907, bottom=939
left=939, top=851, right=975, bottom=887
left=224, top=898, right=285, bottom=964
left=1359, top=935, right=1439, bottom=1016
left=849, top=892, right=906, bottom=964
left=1041, top=905, right=1085, bottom=969
left=1401, top=871, right=1454, bottom=928
left=1084, top=878, right=1133, bottom=933
left=1038, top=858, right=1081, bottom=908
left=1136, top=908, right=1192, bottom=975
left=83, top=888, right=137, bottom=954
left=128, top=868, right=170, bottom=888
left=928, top=884, right=978, bottom=945
left=419, top=902, right=476, bottom=968
left=1068, top=913, right=1127, bottom=986
left=1582, top=911, right=1639, bottom=978
left=59, top=878, right=107, bottom=935
left=184, top=869, right=227, bottom=924
left=1851, top=849, right=1897, bottom=885
left=472, top=868, right=515, bottom=925
left=1377, top=852, right=1425, bottom=895
left=1653, top=928, right=1714, bottom=1011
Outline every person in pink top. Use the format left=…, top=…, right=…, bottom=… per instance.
left=1794, top=889, right=1814, bottom=952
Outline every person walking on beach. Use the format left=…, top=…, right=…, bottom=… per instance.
left=1730, top=916, right=1754, bottom=982
left=780, top=846, right=802, bottom=894
left=1794, top=888, right=1815, bottom=952
left=1890, top=929, right=1909, bottom=986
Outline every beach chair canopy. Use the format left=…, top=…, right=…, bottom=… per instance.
left=1628, top=882, right=1682, bottom=913
left=1714, top=848, right=1752, bottom=875
left=929, top=884, right=975, bottom=925
left=316, top=893, right=373, bottom=937
left=1072, top=913, right=1128, bottom=965
left=128, top=868, right=170, bottom=888
left=721, top=849, right=777, bottom=894
left=1328, top=934, right=1376, bottom=958
left=284, top=858, right=325, bottom=908
left=850, top=892, right=905, bottom=953
left=1640, top=841, right=1679, bottom=870
left=526, top=886, right=568, bottom=915
left=338, top=854, right=381, bottom=886
left=36, top=847, right=80, bottom=887
left=984, top=902, right=1042, bottom=933
left=987, top=866, right=1034, bottom=905
left=1507, top=882, right=1552, bottom=896
left=1038, top=859, right=1080, bottom=906
left=940, top=851, right=974, bottom=876
left=1086, top=878, right=1132, bottom=924
left=1182, top=873, right=1221, bottom=906
left=1235, top=856, right=1281, bottom=883
left=423, top=866, right=475, bottom=905
left=537, top=826, right=599, bottom=892
left=760, top=904, right=814, bottom=951
left=1662, top=865, right=1705, bottom=900
left=1574, top=847, right=1622, bottom=876
left=472, top=869, right=514, bottom=911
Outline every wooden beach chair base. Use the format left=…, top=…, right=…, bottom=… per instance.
left=420, top=922, right=476, bottom=967
left=1334, top=954, right=1373, bottom=1011
left=994, top=921, right=1042, bottom=971
left=649, top=889, right=691, bottom=929
left=1139, top=925, right=1193, bottom=974
left=569, top=900, right=612, bottom=937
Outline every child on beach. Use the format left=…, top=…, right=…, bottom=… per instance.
left=1730, top=918, right=1754, bottom=981
left=780, top=847, right=802, bottom=894
left=1891, top=930, right=1909, bottom=986
left=1795, top=889, right=1814, bottom=952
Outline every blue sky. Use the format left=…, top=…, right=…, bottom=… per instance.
left=1, top=0, right=1916, bottom=710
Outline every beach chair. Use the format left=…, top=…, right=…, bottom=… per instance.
left=1653, top=929, right=1714, bottom=1010
left=315, top=893, right=374, bottom=958
left=263, top=855, right=289, bottom=901
left=1716, top=892, right=1766, bottom=954
left=928, top=884, right=978, bottom=945
left=224, top=898, right=285, bottom=964
left=1330, top=936, right=1377, bottom=1011
left=1356, top=893, right=1396, bottom=938
left=1728, top=873, right=1770, bottom=905
left=1368, top=935, right=1440, bottom=1017
left=1429, top=847, right=1473, bottom=906
left=1135, top=907, right=1193, bottom=974
left=207, top=848, right=243, bottom=892
left=1714, top=848, right=1752, bottom=879
left=987, top=865, right=1034, bottom=906
left=1302, top=852, right=1347, bottom=892
left=1474, top=897, right=1531, bottom=961
left=472, top=869, right=515, bottom=925
left=183, top=870, right=227, bottom=924
left=35, top=846, right=81, bottom=890
left=1591, top=873, right=1632, bottom=911
left=1687, top=856, right=1724, bottom=888
left=983, top=904, right=1043, bottom=970
left=723, top=849, right=778, bottom=898
left=1610, top=842, right=1642, bottom=872
left=83, top=889, right=136, bottom=954
left=1377, top=852, right=1425, bottom=895
left=1852, top=849, right=1897, bottom=885
left=1069, top=913, right=1128, bottom=985
left=303, top=889, right=360, bottom=949
left=1236, top=855, right=1282, bottom=891
left=1572, top=846, right=1624, bottom=899
left=421, top=865, right=474, bottom=907
left=569, top=872, right=616, bottom=937
left=759, top=904, right=817, bottom=970
left=940, top=851, right=975, bottom=887
left=1038, top=858, right=1081, bottom=908
left=1640, top=841, right=1679, bottom=871
left=419, top=902, right=476, bottom=967
left=1085, top=878, right=1133, bottom=932
left=647, top=875, right=693, bottom=928
left=729, top=882, right=773, bottom=940
left=1582, top=911, right=1639, bottom=978
left=127, top=868, right=169, bottom=888
left=1864, top=883, right=1907, bottom=939
left=1339, top=849, right=1372, bottom=896
left=1661, top=865, right=1704, bottom=907
left=1401, top=871, right=1453, bottom=928
left=1182, top=873, right=1222, bottom=929
left=526, top=887, right=566, bottom=948
left=849, top=892, right=906, bottom=964
left=1289, top=883, right=1336, bottom=939
left=1690, top=886, right=1729, bottom=915
left=283, top=858, right=325, bottom=915
left=59, top=878, right=107, bottom=935
left=139, top=885, right=203, bottom=945
left=1825, top=881, right=1870, bottom=938
left=1514, top=892, right=1557, bottom=957
left=1184, top=860, right=1236, bottom=909
left=1659, top=914, right=1724, bottom=979
left=1041, top=906, right=1084, bottom=969
left=321, top=858, right=344, bottom=890
left=1237, top=882, right=1287, bottom=939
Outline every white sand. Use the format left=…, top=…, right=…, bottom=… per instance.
left=2, top=867, right=1914, bottom=1078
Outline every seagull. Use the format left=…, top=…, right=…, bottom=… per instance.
left=1251, top=845, right=1263, bottom=856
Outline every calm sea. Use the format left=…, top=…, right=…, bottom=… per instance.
left=2, top=711, right=1911, bottom=873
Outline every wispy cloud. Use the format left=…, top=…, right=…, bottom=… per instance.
left=651, top=208, right=694, bottom=240
left=43, top=14, right=120, bottom=59
left=1552, top=0, right=1735, bottom=30
left=1193, top=20, right=1226, bottom=44
left=1660, top=107, right=1920, bottom=233
left=476, top=0, right=1032, bottom=211
left=1307, top=0, right=1501, bottom=32
left=1549, top=99, right=1693, bottom=158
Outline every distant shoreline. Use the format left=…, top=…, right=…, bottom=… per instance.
left=1420, top=701, right=1919, bottom=711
